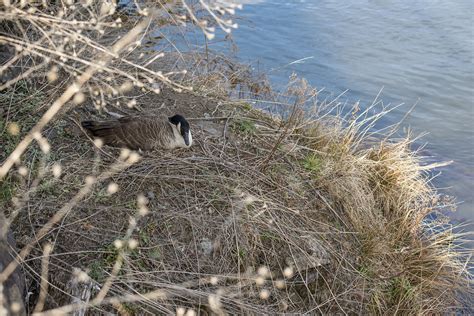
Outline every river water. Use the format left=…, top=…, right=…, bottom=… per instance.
left=222, top=0, right=473, bottom=240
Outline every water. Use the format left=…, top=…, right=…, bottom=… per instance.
left=223, top=0, right=473, bottom=239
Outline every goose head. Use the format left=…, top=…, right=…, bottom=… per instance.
left=168, top=114, right=192, bottom=147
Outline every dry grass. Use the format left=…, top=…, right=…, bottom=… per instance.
left=1, top=72, right=471, bottom=314
left=1, top=1, right=472, bottom=315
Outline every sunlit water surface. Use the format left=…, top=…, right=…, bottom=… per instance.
left=218, top=0, right=473, bottom=241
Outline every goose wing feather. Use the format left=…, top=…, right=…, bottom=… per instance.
left=82, top=115, right=172, bottom=150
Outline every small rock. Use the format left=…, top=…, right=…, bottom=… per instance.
left=199, top=238, right=213, bottom=256
left=146, top=191, right=156, bottom=200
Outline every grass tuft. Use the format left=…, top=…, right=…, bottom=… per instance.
left=233, top=119, right=257, bottom=135
left=302, top=153, right=323, bottom=173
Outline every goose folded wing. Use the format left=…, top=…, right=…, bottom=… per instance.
left=115, top=117, right=156, bottom=151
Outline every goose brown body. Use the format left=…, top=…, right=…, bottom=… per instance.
left=81, top=115, right=191, bottom=150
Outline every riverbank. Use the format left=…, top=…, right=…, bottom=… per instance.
left=1, top=59, right=471, bottom=313
left=1, top=2, right=472, bottom=314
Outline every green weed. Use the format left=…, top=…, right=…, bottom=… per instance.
left=260, top=231, right=279, bottom=241
left=233, top=119, right=256, bottom=135
left=238, top=249, right=246, bottom=260
left=241, top=102, right=253, bottom=111
left=88, top=261, right=105, bottom=282
left=302, top=154, right=323, bottom=173
left=388, top=276, right=415, bottom=304
left=0, top=178, right=15, bottom=207
left=357, top=264, right=374, bottom=278
left=149, top=248, right=161, bottom=260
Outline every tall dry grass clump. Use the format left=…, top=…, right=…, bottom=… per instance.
left=301, top=117, right=470, bottom=313
left=1, top=1, right=472, bottom=315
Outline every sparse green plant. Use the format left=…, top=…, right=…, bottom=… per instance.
left=0, top=177, right=15, bottom=207
left=260, top=231, right=279, bottom=241
left=233, top=119, right=257, bottom=135
left=0, top=119, right=20, bottom=160
left=149, top=248, right=161, bottom=260
left=357, top=264, right=373, bottom=278
left=238, top=249, right=247, bottom=260
left=139, top=229, right=150, bottom=245
left=303, top=153, right=323, bottom=173
left=93, top=188, right=110, bottom=203
left=88, top=261, right=105, bottom=282
left=241, top=102, right=253, bottom=111
left=389, top=276, right=415, bottom=304
left=37, top=179, right=59, bottom=197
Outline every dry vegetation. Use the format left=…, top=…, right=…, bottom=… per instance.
left=0, top=1, right=472, bottom=315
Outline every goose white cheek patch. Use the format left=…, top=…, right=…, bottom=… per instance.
left=187, top=131, right=193, bottom=147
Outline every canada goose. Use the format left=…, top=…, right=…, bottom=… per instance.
left=81, top=114, right=192, bottom=151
